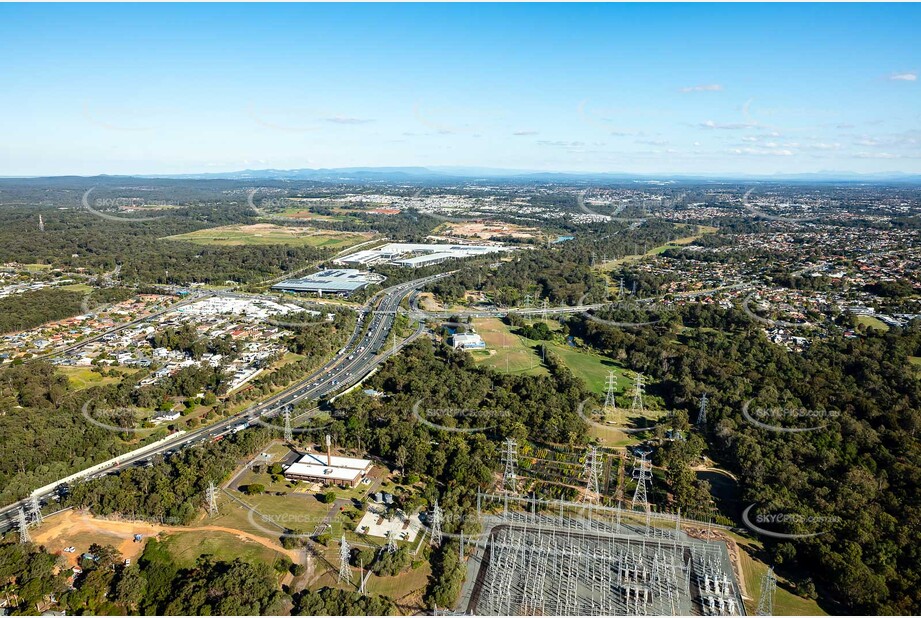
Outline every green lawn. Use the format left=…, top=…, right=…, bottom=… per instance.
left=544, top=340, right=630, bottom=396
left=856, top=315, right=889, bottom=332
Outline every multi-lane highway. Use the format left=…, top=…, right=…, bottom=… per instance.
left=0, top=272, right=451, bottom=532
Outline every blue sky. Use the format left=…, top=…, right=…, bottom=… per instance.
left=1, top=3, right=919, bottom=177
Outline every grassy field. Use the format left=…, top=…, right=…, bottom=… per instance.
left=856, top=315, right=889, bottom=332
left=163, top=224, right=371, bottom=249
left=469, top=317, right=548, bottom=377
left=544, top=340, right=630, bottom=396
left=157, top=529, right=288, bottom=569
left=58, top=365, right=138, bottom=390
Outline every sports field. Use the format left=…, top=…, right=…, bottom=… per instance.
left=163, top=224, right=371, bottom=249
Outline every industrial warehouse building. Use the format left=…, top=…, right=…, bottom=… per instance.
left=334, top=242, right=512, bottom=268
left=271, top=269, right=384, bottom=297
left=452, top=332, right=486, bottom=350
left=283, top=451, right=374, bottom=488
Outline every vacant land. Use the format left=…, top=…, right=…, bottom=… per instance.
left=31, top=509, right=301, bottom=568
left=163, top=224, right=371, bottom=249
left=58, top=365, right=138, bottom=390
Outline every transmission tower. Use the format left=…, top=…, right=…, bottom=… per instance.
left=697, top=392, right=708, bottom=427
left=338, top=535, right=351, bottom=584
left=580, top=447, right=603, bottom=503
left=524, top=294, right=532, bottom=311
left=756, top=566, right=777, bottom=616
left=29, top=494, right=42, bottom=525
left=384, top=531, right=397, bottom=554
left=603, top=371, right=618, bottom=419
left=206, top=481, right=218, bottom=516
left=430, top=500, right=443, bottom=546
left=17, top=508, right=30, bottom=544
left=283, top=408, right=293, bottom=442
left=631, top=373, right=645, bottom=414
left=619, top=278, right=625, bottom=298
left=631, top=451, right=652, bottom=512
left=541, top=298, right=549, bottom=321
left=500, top=438, right=519, bottom=494
left=38, top=214, right=44, bottom=232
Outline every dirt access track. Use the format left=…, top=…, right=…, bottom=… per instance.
left=32, top=509, right=301, bottom=568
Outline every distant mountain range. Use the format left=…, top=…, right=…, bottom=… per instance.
left=4, top=167, right=920, bottom=183
left=132, top=166, right=921, bottom=183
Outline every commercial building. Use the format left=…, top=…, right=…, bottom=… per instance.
left=283, top=450, right=374, bottom=488
left=334, top=242, right=512, bottom=268
left=271, top=269, right=384, bottom=297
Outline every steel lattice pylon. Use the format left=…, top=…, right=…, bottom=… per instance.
left=756, top=566, right=777, bottom=616
left=430, top=500, right=443, bottom=546
left=603, top=371, right=618, bottom=419
left=631, top=451, right=653, bottom=512
left=338, top=535, right=351, bottom=584
left=631, top=373, right=645, bottom=414
left=580, top=447, right=604, bottom=503
left=501, top=438, right=519, bottom=494
left=206, top=481, right=218, bottom=516
left=283, top=409, right=293, bottom=442
left=17, top=508, right=31, bottom=544
left=697, top=392, right=708, bottom=427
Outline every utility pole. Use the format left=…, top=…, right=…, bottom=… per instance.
left=756, top=567, right=777, bottom=616
left=501, top=438, right=518, bottom=495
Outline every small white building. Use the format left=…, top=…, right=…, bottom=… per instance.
left=452, top=332, right=486, bottom=350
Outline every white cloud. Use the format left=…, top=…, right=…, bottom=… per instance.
left=324, top=116, right=374, bottom=124
left=732, top=147, right=795, bottom=156
left=888, top=72, right=917, bottom=82
left=680, top=84, right=723, bottom=93
left=512, top=130, right=538, bottom=136
left=700, top=120, right=756, bottom=130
